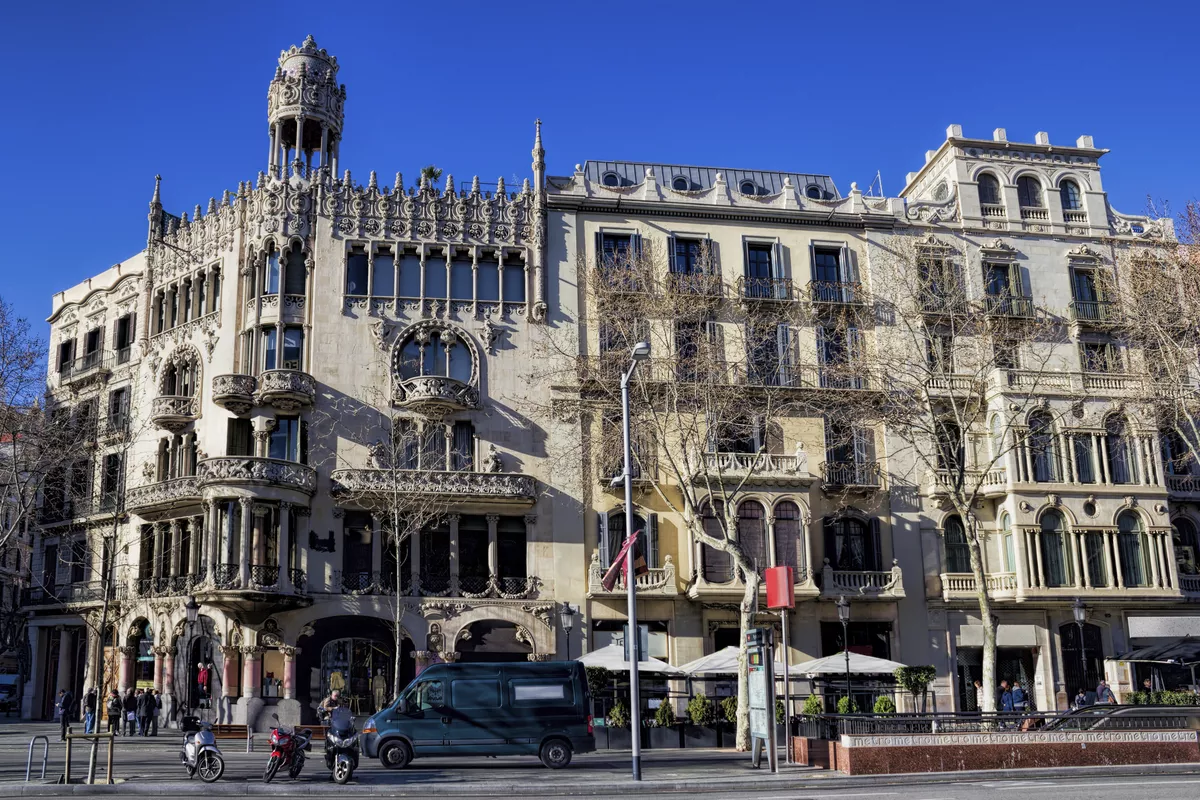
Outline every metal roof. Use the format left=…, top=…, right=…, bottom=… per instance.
left=584, top=160, right=840, bottom=200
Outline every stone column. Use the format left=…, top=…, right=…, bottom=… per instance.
left=170, top=520, right=182, bottom=577
left=56, top=628, right=76, bottom=695
left=239, top=498, right=253, bottom=588
left=1111, top=531, right=1126, bottom=589
left=242, top=647, right=263, bottom=698
left=1012, top=524, right=1030, bottom=592
left=1099, top=434, right=1112, bottom=484
left=118, top=645, right=136, bottom=692
left=152, top=646, right=165, bottom=693
left=1032, top=529, right=1046, bottom=588
left=1070, top=529, right=1083, bottom=589
left=280, top=646, right=300, bottom=700
left=217, top=645, right=238, bottom=724
left=190, top=516, right=203, bottom=578
left=486, top=514, right=500, bottom=576
left=1163, top=533, right=1180, bottom=589
left=1148, top=533, right=1163, bottom=588
left=152, top=524, right=165, bottom=579
left=1079, top=532, right=1093, bottom=589
left=161, top=645, right=177, bottom=727
left=279, top=503, right=293, bottom=593
left=447, top=514, right=460, bottom=594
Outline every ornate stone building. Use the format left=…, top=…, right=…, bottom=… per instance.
left=24, top=37, right=575, bottom=728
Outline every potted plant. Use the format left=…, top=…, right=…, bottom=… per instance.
left=606, top=699, right=632, bottom=750
left=775, top=697, right=788, bottom=744
left=837, top=695, right=859, bottom=714
left=873, top=695, right=896, bottom=715
left=894, top=665, right=936, bottom=713
left=649, top=700, right=680, bottom=749
left=684, top=693, right=719, bottom=748
left=718, top=695, right=738, bottom=747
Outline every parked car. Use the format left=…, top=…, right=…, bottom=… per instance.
left=361, top=660, right=595, bottom=770
left=1043, top=704, right=1200, bottom=731
left=0, top=675, right=20, bottom=714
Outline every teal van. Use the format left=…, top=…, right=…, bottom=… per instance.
left=360, top=661, right=595, bottom=769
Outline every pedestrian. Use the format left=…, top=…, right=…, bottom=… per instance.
left=319, top=689, right=341, bottom=722
left=1073, top=688, right=1089, bottom=710
left=1011, top=681, right=1028, bottom=712
left=150, top=690, right=161, bottom=736
left=971, top=679, right=984, bottom=713
left=83, top=688, right=97, bottom=734
left=998, top=680, right=1013, bottom=715
left=56, top=688, right=74, bottom=741
left=122, top=689, right=138, bottom=736
left=136, top=688, right=154, bottom=736
left=1096, top=679, right=1116, bottom=705
left=106, top=690, right=121, bottom=736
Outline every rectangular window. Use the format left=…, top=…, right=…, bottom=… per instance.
left=269, top=416, right=302, bottom=462
left=812, top=246, right=842, bottom=283
left=451, top=421, right=475, bottom=471
left=745, top=243, right=773, bottom=280
left=394, top=419, right=419, bottom=469
left=424, top=251, right=447, bottom=299
left=345, top=248, right=369, bottom=295
left=600, top=233, right=633, bottom=268
left=101, top=454, right=122, bottom=504
left=108, top=388, right=129, bottom=430
left=476, top=256, right=500, bottom=302
left=398, top=252, right=422, bottom=298
left=263, top=328, right=278, bottom=371
left=984, top=263, right=1012, bottom=297
left=115, top=314, right=133, bottom=363
left=497, top=516, right=527, bottom=582
left=42, top=543, right=57, bottom=589
left=451, top=679, right=501, bottom=709
left=994, top=337, right=1020, bottom=370
left=503, top=259, right=527, bottom=302
left=1074, top=436, right=1096, bottom=483
left=57, top=339, right=75, bottom=373
left=1071, top=269, right=1099, bottom=303
left=70, top=459, right=91, bottom=502
left=284, top=249, right=307, bottom=295
left=182, top=281, right=194, bottom=321
left=1080, top=342, right=1117, bottom=373
left=510, top=680, right=573, bottom=706
left=83, top=328, right=102, bottom=365
left=226, top=418, right=253, bottom=457
left=926, top=330, right=954, bottom=372
left=672, top=238, right=704, bottom=274
left=282, top=327, right=304, bottom=370
left=265, top=250, right=281, bottom=295
left=450, top=253, right=474, bottom=300
left=422, top=424, right=447, bottom=471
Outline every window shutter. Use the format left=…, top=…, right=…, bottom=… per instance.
left=841, top=244, right=858, bottom=285
left=776, top=323, right=793, bottom=386
left=742, top=239, right=751, bottom=279
left=822, top=516, right=836, bottom=570
left=772, top=241, right=784, bottom=281
left=647, top=513, right=659, bottom=569
left=632, top=232, right=643, bottom=258
left=594, top=231, right=603, bottom=269
left=598, top=512, right=610, bottom=567
left=815, top=325, right=828, bottom=367
left=808, top=242, right=818, bottom=285
left=853, top=426, right=875, bottom=465
left=666, top=235, right=676, bottom=273
left=704, top=238, right=715, bottom=274
left=300, top=420, right=309, bottom=464
left=868, top=518, right=883, bottom=572
left=1008, top=263, right=1023, bottom=297
left=705, top=412, right=718, bottom=453
left=753, top=416, right=766, bottom=453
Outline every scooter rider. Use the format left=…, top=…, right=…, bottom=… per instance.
left=319, top=690, right=340, bottom=722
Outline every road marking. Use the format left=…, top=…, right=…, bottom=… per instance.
left=991, top=779, right=1200, bottom=790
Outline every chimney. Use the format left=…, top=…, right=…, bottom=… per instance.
left=1035, top=131, right=1050, bottom=145
left=1076, top=135, right=1095, bottom=149
left=946, top=124, right=963, bottom=139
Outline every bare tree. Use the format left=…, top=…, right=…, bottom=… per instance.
left=860, top=232, right=1084, bottom=711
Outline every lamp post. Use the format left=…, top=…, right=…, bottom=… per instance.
left=836, top=595, right=851, bottom=709
left=622, top=340, right=651, bottom=781
left=559, top=603, right=577, bottom=661
left=1072, top=598, right=1089, bottom=692
left=184, top=596, right=199, bottom=711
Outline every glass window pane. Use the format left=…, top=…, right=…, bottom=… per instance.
left=263, top=328, right=278, bottom=371
left=346, top=252, right=369, bottom=295
left=503, top=262, right=526, bottom=302
left=424, top=257, right=447, bottom=298
left=372, top=253, right=395, bottom=296
left=282, top=327, right=304, bottom=370
left=266, top=250, right=281, bottom=295
left=284, top=249, right=307, bottom=295
left=448, top=342, right=471, bottom=383
left=477, top=258, right=500, bottom=302
left=398, top=253, right=422, bottom=298
left=450, top=256, right=473, bottom=300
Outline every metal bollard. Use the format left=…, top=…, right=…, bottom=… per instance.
left=25, top=735, right=49, bottom=782
left=63, top=728, right=72, bottom=785
left=87, top=738, right=98, bottom=784
left=246, top=728, right=254, bottom=753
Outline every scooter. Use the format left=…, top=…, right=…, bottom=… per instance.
left=323, top=707, right=359, bottom=784
left=179, top=716, right=225, bottom=783
left=264, top=722, right=313, bottom=782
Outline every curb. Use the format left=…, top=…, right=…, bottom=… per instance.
left=7, top=762, right=1200, bottom=797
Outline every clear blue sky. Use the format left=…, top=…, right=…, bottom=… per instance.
left=3, top=1, right=1197, bottom=337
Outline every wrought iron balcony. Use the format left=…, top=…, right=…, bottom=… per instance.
left=821, top=461, right=883, bottom=490
left=339, top=570, right=379, bottom=595
left=255, top=369, right=316, bottom=411
left=983, top=295, right=1035, bottom=319
left=665, top=271, right=724, bottom=297
left=392, top=375, right=479, bottom=413
left=330, top=468, right=536, bottom=505
left=820, top=559, right=905, bottom=600
left=248, top=564, right=280, bottom=590
left=197, top=457, right=317, bottom=495
left=150, top=395, right=198, bottom=431
left=134, top=571, right=208, bottom=598
left=212, top=374, right=256, bottom=415
left=587, top=551, right=678, bottom=597
left=56, top=351, right=114, bottom=387
left=212, top=563, right=239, bottom=589
left=289, top=568, right=307, bottom=594
left=808, top=280, right=865, bottom=305
left=1068, top=300, right=1116, bottom=326
left=737, top=276, right=794, bottom=302
left=125, top=476, right=201, bottom=514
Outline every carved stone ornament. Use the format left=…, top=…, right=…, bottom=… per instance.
left=371, top=320, right=392, bottom=351
left=1047, top=494, right=1061, bottom=507
left=485, top=444, right=504, bottom=473
left=1019, top=501, right=1033, bottom=513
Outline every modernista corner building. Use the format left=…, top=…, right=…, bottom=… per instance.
left=20, top=37, right=1199, bottom=725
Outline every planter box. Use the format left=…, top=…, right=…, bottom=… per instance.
left=716, top=721, right=735, bottom=748
left=649, top=725, right=682, bottom=749
left=683, top=724, right=719, bottom=748
left=606, top=726, right=632, bottom=750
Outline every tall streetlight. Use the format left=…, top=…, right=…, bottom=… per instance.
left=836, top=595, right=851, bottom=709
left=622, top=340, right=651, bottom=781
left=559, top=603, right=577, bottom=661
left=1072, top=598, right=1089, bottom=693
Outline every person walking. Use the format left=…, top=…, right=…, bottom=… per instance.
left=82, top=688, right=97, bottom=734
left=1073, top=688, right=1089, bottom=710
left=106, top=690, right=122, bottom=736
left=56, top=688, right=74, bottom=741
left=1096, top=679, right=1116, bottom=705
left=997, top=680, right=1013, bottom=713
left=122, top=689, right=137, bottom=736
left=1011, top=681, right=1028, bottom=712
left=136, top=689, right=154, bottom=736
left=150, top=690, right=161, bottom=736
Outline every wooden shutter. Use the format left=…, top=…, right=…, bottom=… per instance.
left=666, top=235, right=677, bottom=273
left=853, top=426, right=875, bottom=466
left=868, top=518, right=883, bottom=572
left=632, top=232, right=643, bottom=258
left=840, top=244, right=856, bottom=283
left=704, top=237, right=716, bottom=274
left=742, top=239, right=751, bottom=279
left=822, top=516, right=836, bottom=570
left=594, top=231, right=603, bottom=269
left=772, top=241, right=784, bottom=281
left=598, top=512, right=610, bottom=567
left=776, top=323, right=793, bottom=386
left=647, top=513, right=659, bottom=569
left=1008, top=263, right=1023, bottom=298
left=705, top=320, right=724, bottom=372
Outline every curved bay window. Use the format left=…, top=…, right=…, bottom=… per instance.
left=700, top=501, right=733, bottom=583
left=398, top=331, right=473, bottom=385
left=823, top=514, right=880, bottom=572
left=944, top=515, right=971, bottom=573
left=773, top=501, right=802, bottom=574
left=1105, top=416, right=1135, bottom=485
left=1173, top=518, right=1198, bottom=576
left=1039, top=510, right=1073, bottom=588
left=162, top=359, right=198, bottom=397
left=1117, top=511, right=1149, bottom=587
left=736, top=500, right=767, bottom=576
left=1028, top=411, right=1060, bottom=483
left=262, top=326, right=305, bottom=371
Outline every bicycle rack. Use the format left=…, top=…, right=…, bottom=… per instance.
left=25, top=735, right=48, bottom=782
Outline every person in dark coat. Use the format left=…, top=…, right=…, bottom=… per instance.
left=56, top=689, right=74, bottom=741
left=122, top=689, right=138, bottom=736
left=149, top=690, right=161, bottom=736
left=106, top=690, right=122, bottom=735
left=83, top=688, right=97, bottom=734
left=136, top=689, right=154, bottom=736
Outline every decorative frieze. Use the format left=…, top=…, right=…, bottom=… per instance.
left=331, top=468, right=535, bottom=503
left=197, top=457, right=317, bottom=494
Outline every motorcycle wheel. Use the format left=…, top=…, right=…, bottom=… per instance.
left=197, top=752, right=225, bottom=783
left=288, top=752, right=305, bottom=779
left=263, top=755, right=281, bottom=783
left=332, top=759, right=352, bottom=785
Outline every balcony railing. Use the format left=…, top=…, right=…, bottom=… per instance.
left=212, top=374, right=257, bottom=415
left=256, top=369, right=316, bottom=411
left=808, top=281, right=865, bottom=305
left=820, top=559, right=905, bottom=599
left=133, top=570, right=207, bottom=598
left=926, top=374, right=978, bottom=394
left=125, top=476, right=201, bottom=514
left=289, top=568, right=307, bottom=594
left=593, top=265, right=648, bottom=294
left=197, top=457, right=317, bottom=495
left=929, top=468, right=1008, bottom=496
left=1064, top=210, right=1088, bottom=224
left=150, top=395, right=198, bottom=431
left=1181, top=573, right=1200, bottom=594
left=1019, top=206, right=1049, bottom=222
left=248, top=564, right=280, bottom=589
left=737, top=276, right=794, bottom=302
left=392, top=375, right=479, bottom=412
left=38, top=495, right=121, bottom=525
left=1068, top=300, right=1115, bottom=325
left=983, top=295, right=1035, bottom=318
left=1166, top=474, right=1200, bottom=498
left=330, top=468, right=536, bottom=504
left=212, top=563, right=239, bottom=589
left=980, top=203, right=1006, bottom=219
left=940, top=572, right=1019, bottom=601
left=666, top=271, right=723, bottom=297
left=587, top=551, right=678, bottom=596
left=694, top=451, right=812, bottom=485
left=821, top=461, right=883, bottom=489
left=20, top=581, right=126, bottom=607
left=56, top=351, right=114, bottom=385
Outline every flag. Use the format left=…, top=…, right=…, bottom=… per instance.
left=601, top=530, right=646, bottom=591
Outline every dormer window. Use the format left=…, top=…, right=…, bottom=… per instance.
left=1016, top=176, right=1043, bottom=208
left=806, top=185, right=823, bottom=200
left=1060, top=180, right=1082, bottom=211
left=672, top=176, right=690, bottom=191
left=977, top=173, right=1001, bottom=206
left=739, top=180, right=758, bottom=196
left=601, top=172, right=620, bottom=187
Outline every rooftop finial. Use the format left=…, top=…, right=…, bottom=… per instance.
left=497, top=176, right=506, bottom=196
left=194, top=204, right=203, bottom=220
left=302, top=34, right=317, bottom=49
left=444, top=174, right=455, bottom=197
left=395, top=172, right=403, bottom=193
left=471, top=176, right=480, bottom=195
left=207, top=197, right=217, bottom=215
left=368, top=170, right=378, bottom=190
left=151, top=174, right=162, bottom=206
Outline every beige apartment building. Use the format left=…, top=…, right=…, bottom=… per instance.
left=20, top=36, right=1197, bottom=726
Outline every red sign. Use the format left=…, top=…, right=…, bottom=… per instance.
left=764, top=566, right=795, bottom=609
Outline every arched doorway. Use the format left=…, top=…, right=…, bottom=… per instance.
left=183, top=615, right=218, bottom=711
left=130, top=621, right=155, bottom=689
left=1060, top=622, right=1103, bottom=698
left=296, top=616, right=410, bottom=721
left=455, top=621, right=533, bottom=663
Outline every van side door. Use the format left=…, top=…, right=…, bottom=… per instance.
left=445, top=677, right=514, bottom=754
left=396, top=678, right=451, bottom=755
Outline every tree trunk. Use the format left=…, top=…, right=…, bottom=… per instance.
left=735, top=570, right=759, bottom=751
left=966, top=517, right=997, bottom=713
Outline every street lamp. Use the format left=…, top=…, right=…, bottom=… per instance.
left=1072, top=598, right=1089, bottom=691
left=836, top=595, right=851, bottom=709
left=559, top=603, right=577, bottom=660
left=622, top=340, right=650, bottom=781
left=184, top=595, right=200, bottom=627
left=184, top=595, right=200, bottom=712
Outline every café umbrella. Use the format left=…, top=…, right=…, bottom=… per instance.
left=577, top=643, right=687, bottom=675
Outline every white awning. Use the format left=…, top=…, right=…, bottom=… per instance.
left=789, top=651, right=906, bottom=676
left=577, top=644, right=687, bottom=676
left=679, top=645, right=790, bottom=677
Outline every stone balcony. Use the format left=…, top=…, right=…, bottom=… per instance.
left=392, top=375, right=479, bottom=414
left=1181, top=573, right=1200, bottom=597
left=196, top=457, right=317, bottom=495
left=125, top=476, right=202, bottom=514
left=819, top=559, right=905, bottom=601
left=587, top=551, right=679, bottom=597
left=256, top=369, right=316, bottom=411
left=820, top=462, right=883, bottom=492
left=1166, top=474, right=1200, bottom=502
left=928, top=468, right=1008, bottom=499
left=150, top=395, right=198, bottom=431
left=690, top=451, right=814, bottom=488
left=334, top=569, right=540, bottom=600
left=687, top=564, right=821, bottom=602
left=212, top=374, right=257, bottom=415
left=330, top=468, right=536, bottom=506
left=939, top=571, right=1020, bottom=603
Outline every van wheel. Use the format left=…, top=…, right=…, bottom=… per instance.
left=379, top=740, right=412, bottom=770
left=539, top=738, right=572, bottom=769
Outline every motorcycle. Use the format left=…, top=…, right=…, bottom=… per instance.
left=264, top=722, right=313, bottom=782
left=323, top=706, right=359, bottom=784
left=179, top=716, right=225, bottom=783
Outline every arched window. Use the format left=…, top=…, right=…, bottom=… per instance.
left=672, top=176, right=689, bottom=191
left=397, top=328, right=473, bottom=384
left=944, top=515, right=971, bottom=573
left=1173, top=518, right=1198, bottom=576
left=1117, top=511, right=1148, bottom=587
left=263, top=246, right=281, bottom=295
left=1000, top=513, right=1015, bottom=572
left=1039, top=510, right=1072, bottom=587
left=773, top=501, right=802, bottom=574
left=737, top=500, right=767, bottom=576
left=1028, top=411, right=1060, bottom=482
left=806, top=185, right=823, bottom=200
left=978, top=173, right=1001, bottom=206
left=700, top=501, right=733, bottom=583
left=1105, top=416, right=1135, bottom=484
left=1017, top=176, right=1043, bottom=208
left=601, top=172, right=620, bottom=187
left=1059, top=180, right=1082, bottom=211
